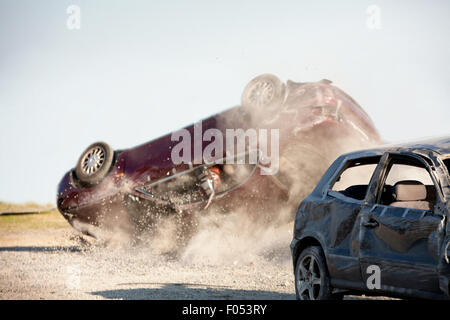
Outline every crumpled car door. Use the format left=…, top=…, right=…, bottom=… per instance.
left=359, top=201, right=445, bottom=294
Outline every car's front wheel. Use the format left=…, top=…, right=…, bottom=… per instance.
left=295, top=245, right=343, bottom=300
left=75, top=141, right=114, bottom=187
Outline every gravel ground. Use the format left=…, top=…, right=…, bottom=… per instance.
left=0, top=227, right=396, bottom=300
left=0, top=228, right=297, bottom=300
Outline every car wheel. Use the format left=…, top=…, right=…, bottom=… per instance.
left=241, top=74, right=285, bottom=111
left=295, top=246, right=342, bottom=300
left=75, top=141, right=114, bottom=186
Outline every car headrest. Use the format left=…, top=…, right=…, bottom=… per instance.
left=393, top=180, right=427, bottom=201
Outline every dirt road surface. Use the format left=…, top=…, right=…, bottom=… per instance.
left=0, top=224, right=394, bottom=300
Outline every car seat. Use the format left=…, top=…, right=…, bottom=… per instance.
left=390, top=180, right=431, bottom=210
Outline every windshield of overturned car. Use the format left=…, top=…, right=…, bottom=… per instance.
left=330, top=156, right=380, bottom=201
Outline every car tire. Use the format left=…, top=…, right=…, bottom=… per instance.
left=241, top=74, right=285, bottom=111
left=295, top=245, right=342, bottom=300
left=75, top=142, right=114, bottom=187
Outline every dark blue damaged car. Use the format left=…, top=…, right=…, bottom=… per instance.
left=291, top=136, right=450, bottom=300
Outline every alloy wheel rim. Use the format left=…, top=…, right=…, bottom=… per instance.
left=248, top=81, right=274, bottom=107
left=297, top=254, right=321, bottom=300
left=81, top=146, right=106, bottom=175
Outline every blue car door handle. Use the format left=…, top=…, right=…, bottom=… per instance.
left=362, top=217, right=379, bottom=228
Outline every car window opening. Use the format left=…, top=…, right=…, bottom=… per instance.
left=148, top=163, right=256, bottom=205
left=378, top=158, right=437, bottom=211
left=443, top=157, right=450, bottom=178
left=331, top=156, right=380, bottom=200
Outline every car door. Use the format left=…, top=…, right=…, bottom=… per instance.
left=321, top=155, right=381, bottom=284
left=359, top=152, right=446, bottom=294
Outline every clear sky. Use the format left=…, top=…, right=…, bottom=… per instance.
left=0, top=0, right=449, bottom=204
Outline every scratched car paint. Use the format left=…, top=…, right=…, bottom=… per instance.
left=291, top=137, right=450, bottom=300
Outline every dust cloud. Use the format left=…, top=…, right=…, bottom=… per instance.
left=177, top=136, right=376, bottom=266
left=73, top=77, right=381, bottom=268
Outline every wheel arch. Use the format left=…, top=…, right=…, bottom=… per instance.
left=292, top=235, right=326, bottom=269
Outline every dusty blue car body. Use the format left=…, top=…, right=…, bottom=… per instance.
left=291, top=137, right=450, bottom=299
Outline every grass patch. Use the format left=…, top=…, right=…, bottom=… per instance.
left=0, top=208, right=70, bottom=231
left=0, top=201, right=54, bottom=213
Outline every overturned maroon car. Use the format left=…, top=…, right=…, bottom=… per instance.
left=57, top=74, right=381, bottom=239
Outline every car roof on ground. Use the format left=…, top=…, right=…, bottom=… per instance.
left=342, top=136, right=450, bottom=159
